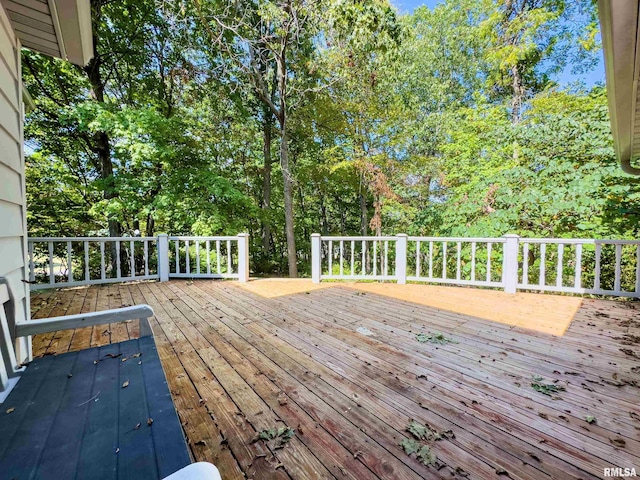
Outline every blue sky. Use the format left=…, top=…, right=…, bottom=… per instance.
left=390, top=0, right=606, bottom=87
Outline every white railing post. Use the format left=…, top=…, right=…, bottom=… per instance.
left=396, top=234, right=408, bottom=284
left=237, top=233, right=250, bottom=282
left=502, top=234, right=520, bottom=294
left=158, top=234, right=169, bottom=282
left=311, top=234, right=321, bottom=284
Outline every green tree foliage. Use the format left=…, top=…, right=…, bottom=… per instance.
left=23, top=0, right=639, bottom=277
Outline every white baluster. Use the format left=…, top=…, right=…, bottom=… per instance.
left=486, top=242, right=492, bottom=282
left=556, top=243, right=564, bottom=288
left=373, top=241, right=377, bottom=276
left=539, top=243, right=546, bottom=287
left=84, top=241, right=90, bottom=282
left=196, top=240, right=201, bottom=275
left=416, top=241, right=421, bottom=278
left=614, top=244, right=622, bottom=293
left=185, top=240, right=190, bottom=275
left=340, top=240, right=344, bottom=276
left=456, top=242, right=461, bottom=281
left=574, top=243, right=582, bottom=289
left=593, top=243, right=601, bottom=291
left=100, top=242, right=106, bottom=280
left=175, top=240, right=180, bottom=274
left=48, top=241, right=54, bottom=285
left=67, top=241, right=73, bottom=282
left=130, top=240, right=135, bottom=278
left=144, top=240, right=149, bottom=276
left=522, top=243, right=529, bottom=286
left=216, top=240, right=221, bottom=274
left=116, top=240, right=121, bottom=278
left=206, top=240, right=211, bottom=275
left=470, top=242, right=476, bottom=281
left=226, top=240, right=232, bottom=273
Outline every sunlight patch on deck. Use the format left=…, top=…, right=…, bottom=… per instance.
left=342, top=283, right=582, bottom=336
left=234, top=278, right=335, bottom=298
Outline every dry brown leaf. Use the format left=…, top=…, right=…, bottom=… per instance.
left=147, top=417, right=154, bottom=426
left=6, top=407, right=15, bottom=414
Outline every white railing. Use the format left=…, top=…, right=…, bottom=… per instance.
left=313, top=235, right=402, bottom=281
left=28, top=237, right=160, bottom=290
left=311, top=233, right=640, bottom=297
left=27, top=233, right=250, bottom=289
left=407, top=236, right=508, bottom=289
left=517, top=238, right=640, bottom=297
left=167, top=235, right=249, bottom=280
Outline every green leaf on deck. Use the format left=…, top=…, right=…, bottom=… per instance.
left=531, top=377, right=565, bottom=396
left=416, top=445, right=438, bottom=466
left=585, top=415, right=596, bottom=424
left=415, top=332, right=458, bottom=344
left=400, top=438, right=420, bottom=455
left=407, top=421, right=442, bottom=441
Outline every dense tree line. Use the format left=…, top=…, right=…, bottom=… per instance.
left=24, top=0, right=639, bottom=277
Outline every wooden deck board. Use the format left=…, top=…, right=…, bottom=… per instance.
left=29, top=280, right=640, bottom=480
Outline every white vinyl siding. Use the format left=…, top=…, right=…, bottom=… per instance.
left=0, top=1, right=29, bottom=363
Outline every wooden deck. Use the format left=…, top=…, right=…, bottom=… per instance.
left=29, top=280, right=640, bottom=479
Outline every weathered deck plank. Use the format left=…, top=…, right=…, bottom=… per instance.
left=29, top=280, right=640, bottom=480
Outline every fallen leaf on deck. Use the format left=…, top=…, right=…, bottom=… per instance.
left=115, top=448, right=120, bottom=454
left=104, top=353, right=121, bottom=359
left=194, top=440, right=206, bottom=446
left=67, top=373, right=73, bottom=378
left=585, top=415, right=597, bottom=424
left=6, top=408, right=15, bottom=414
left=147, top=418, right=153, bottom=426
left=132, top=352, right=142, bottom=358
left=495, top=467, right=509, bottom=476
left=134, top=423, right=141, bottom=430
left=122, top=380, right=129, bottom=388
left=401, top=438, right=420, bottom=455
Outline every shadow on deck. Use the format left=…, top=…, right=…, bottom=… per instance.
left=29, top=279, right=640, bottom=479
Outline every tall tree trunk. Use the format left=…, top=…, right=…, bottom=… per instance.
left=279, top=120, right=297, bottom=277
left=261, top=112, right=272, bottom=255
left=277, top=37, right=297, bottom=278
left=85, top=0, right=121, bottom=273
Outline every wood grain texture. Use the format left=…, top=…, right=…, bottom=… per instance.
left=31, top=280, right=640, bottom=480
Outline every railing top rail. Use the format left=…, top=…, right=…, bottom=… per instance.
left=319, top=235, right=399, bottom=241
left=408, top=236, right=506, bottom=243
left=29, top=236, right=158, bottom=242
left=168, top=235, right=240, bottom=241
left=518, top=238, right=640, bottom=245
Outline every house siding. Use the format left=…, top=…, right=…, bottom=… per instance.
left=0, top=1, right=30, bottom=363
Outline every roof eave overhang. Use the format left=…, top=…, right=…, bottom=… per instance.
left=598, top=0, right=640, bottom=175
left=50, top=0, right=93, bottom=66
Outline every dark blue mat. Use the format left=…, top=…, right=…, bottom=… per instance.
left=0, top=337, right=191, bottom=480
